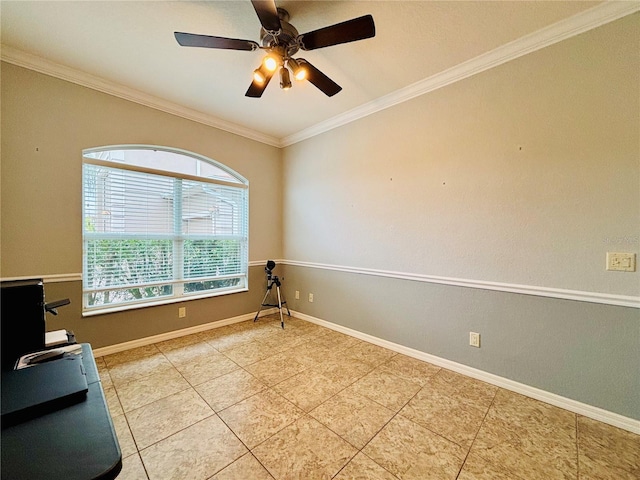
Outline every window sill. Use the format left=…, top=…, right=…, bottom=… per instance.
left=82, top=287, right=249, bottom=317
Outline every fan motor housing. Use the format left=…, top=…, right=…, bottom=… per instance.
left=260, top=8, right=299, bottom=56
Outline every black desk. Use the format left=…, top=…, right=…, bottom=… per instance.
left=1, top=344, right=122, bottom=480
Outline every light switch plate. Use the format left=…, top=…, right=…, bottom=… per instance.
left=606, top=252, right=636, bottom=272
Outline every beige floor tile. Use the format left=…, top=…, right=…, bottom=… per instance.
left=242, top=314, right=283, bottom=327
left=578, top=415, right=640, bottom=479
left=313, top=329, right=362, bottom=351
left=118, top=453, right=149, bottom=480
left=195, top=368, right=267, bottom=412
left=244, top=350, right=309, bottom=386
left=115, top=367, right=190, bottom=412
left=97, top=362, right=113, bottom=389
left=92, top=316, right=637, bottom=480
left=233, top=322, right=281, bottom=342
left=344, top=342, right=398, bottom=367
left=289, top=321, right=328, bottom=337
left=211, top=453, right=275, bottom=480
left=458, top=451, right=526, bottom=480
left=334, top=452, right=398, bottom=480
left=363, top=415, right=466, bottom=480
left=218, top=389, right=304, bottom=448
left=140, top=416, right=247, bottom=480
left=310, top=387, right=395, bottom=449
left=107, top=353, right=174, bottom=387
left=252, top=415, right=358, bottom=480
left=103, top=386, right=124, bottom=417
left=286, top=341, right=337, bottom=368
left=153, top=332, right=211, bottom=353
left=161, top=341, right=220, bottom=366
left=378, top=354, right=441, bottom=387
left=222, top=339, right=281, bottom=366
left=257, top=329, right=314, bottom=354
left=314, top=354, right=374, bottom=387
left=173, top=354, right=239, bottom=386
left=206, top=327, right=262, bottom=351
left=432, top=369, right=498, bottom=409
left=126, top=388, right=213, bottom=449
left=112, top=413, right=138, bottom=458
left=199, top=323, right=241, bottom=342
left=104, top=344, right=160, bottom=367
left=273, top=370, right=345, bottom=412
left=492, top=388, right=576, bottom=437
left=400, top=379, right=491, bottom=448
left=349, top=367, right=421, bottom=412
left=471, top=389, right=577, bottom=480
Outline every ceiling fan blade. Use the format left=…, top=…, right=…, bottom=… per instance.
left=251, top=0, right=282, bottom=32
left=298, top=59, right=342, bottom=97
left=298, top=15, right=375, bottom=51
left=174, top=32, right=258, bottom=51
left=245, top=70, right=275, bottom=98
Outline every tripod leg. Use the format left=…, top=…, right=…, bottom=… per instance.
left=276, top=286, right=285, bottom=329
left=254, top=288, right=271, bottom=322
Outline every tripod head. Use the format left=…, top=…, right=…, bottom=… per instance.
left=264, top=260, right=281, bottom=287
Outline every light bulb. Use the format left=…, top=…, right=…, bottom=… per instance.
left=288, top=58, right=307, bottom=81
left=253, top=68, right=266, bottom=84
left=263, top=54, right=279, bottom=72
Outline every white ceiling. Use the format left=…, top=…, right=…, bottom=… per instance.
left=2, top=1, right=632, bottom=146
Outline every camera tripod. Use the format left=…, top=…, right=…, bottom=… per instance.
left=254, top=271, right=290, bottom=329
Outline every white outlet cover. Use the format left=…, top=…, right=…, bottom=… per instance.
left=469, top=332, right=481, bottom=348
left=606, top=252, right=636, bottom=272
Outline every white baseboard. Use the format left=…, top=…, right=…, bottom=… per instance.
left=290, top=310, right=640, bottom=435
left=92, top=308, right=277, bottom=357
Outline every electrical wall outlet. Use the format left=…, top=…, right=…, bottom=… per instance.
left=178, top=307, right=186, bottom=318
left=295, top=290, right=300, bottom=300
left=606, top=252, right=636, bottom=272
left=308, top=293, right=314, bottom=303
left=469, top=332, right=480, bottom=348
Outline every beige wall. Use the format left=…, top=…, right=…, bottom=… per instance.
left=1, top=62, right=282, bottom=276
left=1, top=62, right=282, bottom=344
left=283, top=14, right=639, bottom=297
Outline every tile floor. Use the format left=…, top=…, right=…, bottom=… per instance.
left=96, top=314, right=640, bottom=480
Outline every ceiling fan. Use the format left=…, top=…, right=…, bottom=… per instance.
left=174, top=0, right=375, bottom=98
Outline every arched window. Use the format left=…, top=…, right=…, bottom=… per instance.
left=82, top=146, right=248, bottom=314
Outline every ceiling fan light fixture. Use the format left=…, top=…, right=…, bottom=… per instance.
left=279, top=66, right=292, bottom=90
left=253, top=65, right=267, bottom=84
left=263, top=52, right=281, bottom=72
left=287, top=58, right=307, bottom=81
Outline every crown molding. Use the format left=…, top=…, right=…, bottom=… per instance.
left=1, top=2, right=638, bottom=149
left=0, top=45, right=282, bottom=148
left=280, top=1, right=640, bottom=147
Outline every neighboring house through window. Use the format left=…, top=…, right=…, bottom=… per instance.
left=82, top=146, right=248, bottom=313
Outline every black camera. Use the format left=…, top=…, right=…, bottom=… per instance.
left=265, top=260, right=276, bottom=277
left=264, top=260, right=281, bottom=286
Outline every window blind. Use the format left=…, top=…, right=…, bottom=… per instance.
left=82, top=151, right=248, bottom=311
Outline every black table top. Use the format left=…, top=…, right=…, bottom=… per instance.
left=1, top=344, right=122, bottom=480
